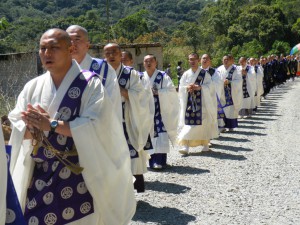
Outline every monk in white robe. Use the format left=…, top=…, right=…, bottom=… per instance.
left=104, top=43, right=153, bottom=192
left=8, top=28, right=135, bottom=225
left=178, top=53, right=218, bottom=154
left=140, top=54, right=179, bottom=169
left=200, top=54, right=222, bottom=135
left=66, top=25, right=122, bottom=121
left=216, top=55, right=243, bottom=131
left=250, top=58, right=264, bottom=111
left=238, top=57, right=256, bottom=118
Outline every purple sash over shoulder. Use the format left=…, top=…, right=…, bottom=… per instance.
left=185, top=69, right=206, bottom=125
left=90, top=58, right=108, bottom=86
left=224, top=66, right=236, bottom=107
left=153, top=71, right=167, bottom=137
left=118, top=66, right=141, bottom=159
left=242, top=65, right=250, bottom=98
left=25, top=71, right=97, bottom=225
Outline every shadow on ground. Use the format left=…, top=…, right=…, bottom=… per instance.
left=244, top=117, right=276, bottom=122
left=189, top=150, right=247, bottom=161
left=145, top=180, right=191, bottom=194
left=238, top=120, right=265, bottom=125
left=162, top=165, right=210, bottom=175
left=216, top=135, right=250, bottom=142
left=131, top=201, right=196, bottom=225
left=210, top=143, right=253, bottom=152
left=253, top=112, right=282, bottom=117
left=231, top=130, right=267, bottom=136
left=237, top=125, right=266, bottom=130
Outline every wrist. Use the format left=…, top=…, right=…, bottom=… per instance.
left=50, top=119, right=59, bottom=133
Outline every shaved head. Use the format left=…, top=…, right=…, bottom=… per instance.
left=41, top=28, right=72, bottom=47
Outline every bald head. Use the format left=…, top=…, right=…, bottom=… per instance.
left=66, top=25, right=90, bottom=63
left=39, top=28, right=73, bottom=78
left=104, top=43, right=121, bottom=51
left=104, top=43, right=122, bottom=70
left=41, top=28, right=72, bottom=47
left=66, top=25, right=89, bottom=41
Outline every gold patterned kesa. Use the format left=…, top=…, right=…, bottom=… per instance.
left=197, top=99, right=201, bottom=103
left=191, top=113, right=195, bottom=117
left=196, top=120, right=201, bottom=124
left=196, top=92, right=201, bottom=96
left=186, top=112, right=190, bottom=117
left=30, top=128, right=83, bottom=175
left=196, top=113, right=201, bottom=117
left=190, top=120, right=195, bottom=124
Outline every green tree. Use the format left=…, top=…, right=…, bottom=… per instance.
left=268, top=40, right=290, bottom=55
left=292, top=18, right=300, bottom=36
left=173, top=22, right=202, bottom=52
left=0, top=17, right=9, bottom=30
left=113, top=9, right=150, bottom=42
left=258, top=18, right=284, bottom=50
left=239, top=39, right=265, bottom=58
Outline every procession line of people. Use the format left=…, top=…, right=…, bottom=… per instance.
left=1, top=24, right=299, bottom=224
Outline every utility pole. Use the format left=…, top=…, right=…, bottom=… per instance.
left=106, top=0, right=110, bottom=42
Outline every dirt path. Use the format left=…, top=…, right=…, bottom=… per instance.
left=130, top=79, right=300, bottom=225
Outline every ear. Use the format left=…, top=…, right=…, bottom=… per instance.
left=69, top=45, right=75, bottom=54
left=86, top=41, right=90, bottom=50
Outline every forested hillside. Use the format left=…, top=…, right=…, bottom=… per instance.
left=1, top=0, right=300, bottom=66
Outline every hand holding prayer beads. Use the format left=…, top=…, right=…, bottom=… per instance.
left=187, top=83, right=201, bottom=93
left=21, top=103, right=51, bottom=131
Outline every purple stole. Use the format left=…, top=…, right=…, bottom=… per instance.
left=242, top=66, right=250, bottom=98
left=25, top=71, right=96, bottom=225
left=185, top=69, right=206, bottom=125
left=254, top=65, right=258, bottom=96
left=118, top=66, right=140, bottom=159
left=152, top=71, right=167, bottom=137
left=217, top=95, right=225, bottom=119
left=89, top=58, right=108, bottom=86
left=224, top=66, right=236, bottom=107
left=5, top=145, right=26, bottom=225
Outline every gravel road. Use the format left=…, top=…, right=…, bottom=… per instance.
left=130, top=78, right=300, bottom=225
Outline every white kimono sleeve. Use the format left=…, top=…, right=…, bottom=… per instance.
left=99, top=63, right=123, bottom=123
left=178, top=71, right=189, bottom=128
left=247, top=67, right=257, bottom=97
left=256, top=66, right=264, bottom=97
left=158, top=74, right=179, bottom=145
left=125, top=69, right=154, bottom=151
left=202, top=73, right=218, bottom=125
left=231, top=69, right=243, bottom=111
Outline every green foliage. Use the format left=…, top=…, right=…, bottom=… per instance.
left=113, top=10, right=150, bottom=42
left=0, top=17, right=9, bottom=30
left=292, top=18, right=300, bottom=36
left=0, top=0, right=299, bottom=59
left=267, top=40, right=291, bottom=56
